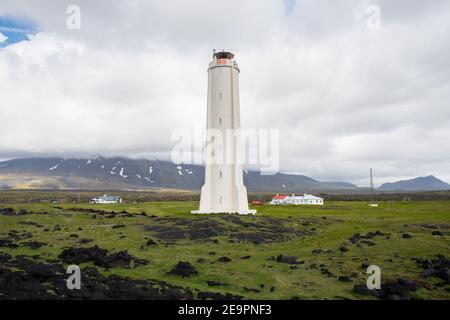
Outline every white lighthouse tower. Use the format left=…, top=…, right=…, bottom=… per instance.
left=192, top=51, right=256, bottom=215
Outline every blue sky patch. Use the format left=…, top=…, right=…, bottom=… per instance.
left=283, top=0, right=296, bottom=15
left=0, top=16, right=38, bottom=47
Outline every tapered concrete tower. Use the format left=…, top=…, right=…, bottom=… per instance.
left=192, top=51, right=256, bottom=215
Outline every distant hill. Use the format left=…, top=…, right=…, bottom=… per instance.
left=0, top=157, right=358, bottom=192
left=378, top=175, right=450, bottom=191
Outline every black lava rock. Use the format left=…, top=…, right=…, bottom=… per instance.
left=276, top=255, right=298, bottom=264
left=168, top=261, right=198, bottom=277
left=206, top=280, right=227, bottom=287
left=146, top=239, right=158, bottom=246
left=218, top=256, right=231, bottom=263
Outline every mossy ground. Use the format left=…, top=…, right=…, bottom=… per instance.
left=0, top=200, right=449, bottom=299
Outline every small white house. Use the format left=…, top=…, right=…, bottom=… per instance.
left=90, top=195, right=122, bottom=204
left=270, top=193, right=324, bottom=206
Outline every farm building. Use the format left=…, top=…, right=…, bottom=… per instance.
left=270, top=194, right=324, bottom=206
left=90, top=195, right=122, bottom=204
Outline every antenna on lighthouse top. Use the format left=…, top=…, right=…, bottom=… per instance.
left=212, top=49, right=216, bottom=58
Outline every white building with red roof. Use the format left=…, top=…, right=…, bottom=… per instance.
left=269, top=193, right=324, bottom=206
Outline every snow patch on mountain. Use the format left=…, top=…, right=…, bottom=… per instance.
left=144, top=177, right=154, bottom=183
left=49, top=161, right=63, bottom=171
left=119, top=168, right=127, bottom=178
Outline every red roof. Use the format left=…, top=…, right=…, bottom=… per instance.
left=272, top=195, right=287, bottom=199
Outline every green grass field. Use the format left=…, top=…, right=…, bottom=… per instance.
left=0, top=200, right=449, bottom=299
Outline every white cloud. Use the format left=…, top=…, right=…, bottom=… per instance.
left=0, top=0, right=449, bottom=186
left=0, top=32, right=8, bottom=43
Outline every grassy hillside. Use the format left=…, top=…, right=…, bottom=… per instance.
left=0, top=200, right=449, bottom=299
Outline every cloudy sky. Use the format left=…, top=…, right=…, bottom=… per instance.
left=0, top=0, right=449, bottom=186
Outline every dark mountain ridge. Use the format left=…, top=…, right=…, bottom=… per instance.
left=378, top=175, right=450, bottom=191
left=0, top=157, right=357, bottom=192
